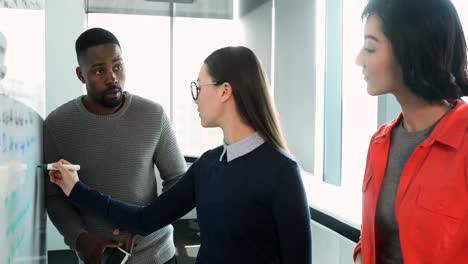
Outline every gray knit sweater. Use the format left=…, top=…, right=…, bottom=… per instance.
left=44, top=92, right=187, bottom=263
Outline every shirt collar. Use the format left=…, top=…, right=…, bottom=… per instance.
left=423, top=100, right=467, bottom=149
left=219, top=132, right=265, bottom=162
left=373, top=100, right=468, bottom=149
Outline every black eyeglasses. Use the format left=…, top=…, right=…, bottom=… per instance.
left=190, top=81, right=219, bottom=101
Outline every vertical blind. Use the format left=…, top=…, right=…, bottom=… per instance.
left=0, top=0, right=44, bottom=9
left=86, top=0, right=233, bottom=19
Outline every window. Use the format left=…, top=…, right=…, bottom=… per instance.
left=311, top=0, right=468, bottom=227
left=0, top=9, right=45, bottom=115
left=88, top=14, right=244, bottom=156
left=316, top=0, right=376, bottom=188
left=307, top=0, right=374, bottom=226
left=172, top=17, right=243, bottom=156
left=340, top=0, right=377, bottom=191
left=87, top=13, right=171, bottom=112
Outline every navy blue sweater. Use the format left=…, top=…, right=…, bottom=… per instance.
left=70, top=143, right=312, bottom=263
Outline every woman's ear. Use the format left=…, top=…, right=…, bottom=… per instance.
left=219, top=82, right=233, bottom=103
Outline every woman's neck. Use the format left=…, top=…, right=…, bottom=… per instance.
left=394, top=89, right=451, bottom=132
left=221, top=115, right=256, bottom=145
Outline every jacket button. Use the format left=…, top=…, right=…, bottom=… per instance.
left=113, top=229, right=120, bottom=236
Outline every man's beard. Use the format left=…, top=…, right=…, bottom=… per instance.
left=100, top=85, right=123, bottom=108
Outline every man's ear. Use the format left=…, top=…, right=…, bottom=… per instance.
left=219, top=82, right=233, bottom=103
left=76, top=67, right=85, bottom=83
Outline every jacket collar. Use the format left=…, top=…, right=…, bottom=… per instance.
left=372, top=114, right=401, bottom=144
left=372, top=100, right=468, bottom=150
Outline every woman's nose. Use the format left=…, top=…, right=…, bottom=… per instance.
left=355, top=49, right=364, bottom=66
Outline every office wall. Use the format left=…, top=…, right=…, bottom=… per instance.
left=312, top=221, right=356, bottom=264
left=239, top=0, right=273, bottom=80
left=274, top=0, right=316, bottom=173
left=45, top=0, right=86, bottom=116
left=271, top=4, right=363, bottom=262
left=240, top=0, right=316, bottom=173
left=378, top=94, right=400, bottom=126
left=45, top=0, right=87, bottom=251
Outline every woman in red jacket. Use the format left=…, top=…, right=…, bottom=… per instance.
left=354, top=0, right=468, bottom=263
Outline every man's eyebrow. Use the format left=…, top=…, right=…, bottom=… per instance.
left=89, top=56, right=123, bottom=68
left=90, top=62, right=105, bottom=68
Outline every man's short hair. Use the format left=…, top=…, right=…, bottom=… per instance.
left=75, top=28, right=120, bottom=62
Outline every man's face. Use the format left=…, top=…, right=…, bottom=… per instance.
left=76, top=43, right=126, bottom=108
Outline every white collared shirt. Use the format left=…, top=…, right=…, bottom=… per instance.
left=219, top=132, right=265, bottom=162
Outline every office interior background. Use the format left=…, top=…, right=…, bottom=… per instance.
left=0, top=0, right=467, bottom=263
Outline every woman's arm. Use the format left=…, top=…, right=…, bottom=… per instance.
left=354, top=240, right=363, bottom=263
left=51, top=159, right=198, bottom=236
left=355, top=252, right=362, bottom=264
left=272, top=161, right=312, bottom=263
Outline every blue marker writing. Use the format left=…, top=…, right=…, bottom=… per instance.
left=37, top=164, right=80, bottom=171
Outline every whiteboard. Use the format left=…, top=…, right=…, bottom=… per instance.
left=0, top=5, right=46, bottom=264
left=0, top=96, right=46, bottom=264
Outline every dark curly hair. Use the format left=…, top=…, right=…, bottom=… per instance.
left=362, top=0, right=468, bottom=101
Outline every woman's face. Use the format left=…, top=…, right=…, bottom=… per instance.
left=195, top=63, right=223, bottom=128
left=355, top=15, right=405, bottom=96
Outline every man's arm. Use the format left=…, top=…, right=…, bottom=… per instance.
left=43, top=122, right=87, bottom=249
left=153, top=109, right=187, bottom=192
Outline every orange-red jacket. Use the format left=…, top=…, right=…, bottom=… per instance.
left=354, top=100, right=468, bottom=264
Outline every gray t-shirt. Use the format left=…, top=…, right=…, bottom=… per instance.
left=375, top=119, right=436, bottom=264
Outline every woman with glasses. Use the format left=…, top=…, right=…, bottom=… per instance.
left=48, top=46, right=312, bottom=264
left=354, top=0, right=468, bottom=263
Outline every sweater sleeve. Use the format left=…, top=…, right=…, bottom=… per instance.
left=69, top=157, right=198, bottom=236
left=43, top=122, right=87, bottom=250
left=153, top=108, right=187, bottom=192
left=272, top=161, right=312, bottom=263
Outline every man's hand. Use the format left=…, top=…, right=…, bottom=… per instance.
left=76, top=233, right=121, bottom=264
left=122, top=233, right=135, bottom=253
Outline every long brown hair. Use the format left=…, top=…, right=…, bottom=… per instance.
left=204, top=46, right=290, bottom=152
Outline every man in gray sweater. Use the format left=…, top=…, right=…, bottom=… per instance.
left=44, top=28, right=186, bottom=264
